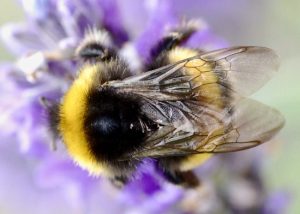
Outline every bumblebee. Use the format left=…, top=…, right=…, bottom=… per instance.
left=48, top=23, right=284, bottom=187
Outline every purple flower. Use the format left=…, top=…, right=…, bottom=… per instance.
left=0, top=0, right=289, bottom=213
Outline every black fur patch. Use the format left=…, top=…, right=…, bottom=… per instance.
left=84, top=87, right=157, bottom=161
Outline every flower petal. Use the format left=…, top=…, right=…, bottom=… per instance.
left=57, top=0, right=101, bottom=38
left=97, top=0, right=129, bottom=46
left=134, top=0, right=178, bottom=63
left=0, top=23, right=47, bottom=56
left=184, top=21, right=228, bottom=50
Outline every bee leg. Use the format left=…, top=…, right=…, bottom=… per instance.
left=76, top=28, right=118, bottom=64
left=162, top=169, right=200, bottom=188
left=76, top=28, right=132, bottom=80
left=109, top=175, right=129, bottom=188
left=150, top=20, right=200, bottom=60
left=76, top=42, right=118, bottom=64
left=40, top=97, right=60, bottom=151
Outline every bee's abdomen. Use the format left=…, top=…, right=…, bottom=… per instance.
left=84, top=87, right=151, bottom=161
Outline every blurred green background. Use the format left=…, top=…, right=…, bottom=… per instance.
left=0, top=0, right=299, bottom=213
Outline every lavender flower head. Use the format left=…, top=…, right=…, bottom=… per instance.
left=0, top=0, right=289, bottom=213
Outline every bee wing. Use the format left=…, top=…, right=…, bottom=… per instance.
left=108, top=46, right=283, bottom=159
left=109, top=46, right=279, bottom=99
left=121, top=98, right=284, bottom=159
left=199, top=46, right=279, bottom=96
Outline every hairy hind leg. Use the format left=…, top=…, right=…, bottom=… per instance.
left=149, top=20, right=200, bottom=63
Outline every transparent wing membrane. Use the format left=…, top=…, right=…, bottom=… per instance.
left=109, top=46, right=283, bottom=160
